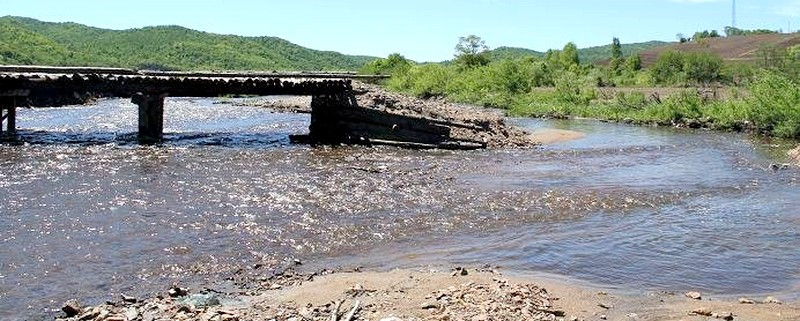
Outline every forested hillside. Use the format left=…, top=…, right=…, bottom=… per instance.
left=0, top=16, right=376, bottom=71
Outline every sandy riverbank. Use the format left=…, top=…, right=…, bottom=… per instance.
left=55, top=267, right=798, bottom=321
left=790, top=145, right=800, bottom=166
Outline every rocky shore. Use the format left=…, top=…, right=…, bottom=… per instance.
left=53, top=267, right=798, bottom=321
left=790, top=145, right=800, bottom=166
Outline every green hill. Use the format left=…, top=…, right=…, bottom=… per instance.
left=484, top=41, right=669, bottom=63
left=0, top=16, right=376, bottom=71
left=577, top=40, right=670, bottom=63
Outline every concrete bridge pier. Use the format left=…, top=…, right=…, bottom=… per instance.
left=132, top=92, right=167, bottom=144
left=0, top=97, right=18, bottom=137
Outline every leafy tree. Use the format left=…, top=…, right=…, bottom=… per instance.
left=454, top=35, right=490, bottom=68
left=610, top=37, right=624, bottom=74
left=626, top=54, right=643, bottom=71
left=651, top=51, right=686, bottom=84
left=693, top=30, right=721, bottom=40
left=361, top=53, right=411, bottom=75
left=611, top=37, right=623, bottom=60
left=724, top=26, right=778, bottom=37
left=560, top=42, right=580, bottom=67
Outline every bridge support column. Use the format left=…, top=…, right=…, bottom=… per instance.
left=309, top=93, right=358, bottom=144
left=132, top=92, right=167, bottom=144
left=1, top=97, right=18, bottom=137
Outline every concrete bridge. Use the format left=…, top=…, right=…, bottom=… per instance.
left=0, top=66, right=388, bottom=144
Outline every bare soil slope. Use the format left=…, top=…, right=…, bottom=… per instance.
left=639, top=33, right=800, bottom=67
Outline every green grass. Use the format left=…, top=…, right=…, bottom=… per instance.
left=507, top=74, right=800, bottom=138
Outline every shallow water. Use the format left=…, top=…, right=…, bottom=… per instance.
left=1, top=99, right=798, bottom=320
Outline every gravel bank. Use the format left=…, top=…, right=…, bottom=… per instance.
left=53, top=267, right=798, bottom=321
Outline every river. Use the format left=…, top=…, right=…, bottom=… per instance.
left=0, top=98, right=798, bottom=320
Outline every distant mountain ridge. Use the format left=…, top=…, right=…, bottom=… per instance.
left=0, top=16, right=377, bottom=71
left=486, top=41, right=670, bottom=63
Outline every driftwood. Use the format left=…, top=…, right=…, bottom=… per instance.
left=329, top=299, right=344, bottom=321
left=342, top=300, right=360, bottom=321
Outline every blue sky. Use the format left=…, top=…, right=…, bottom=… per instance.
left=1, top=0, right=798, bottom=61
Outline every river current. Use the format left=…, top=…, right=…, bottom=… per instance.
left=0, top=98, right=798, bottom=320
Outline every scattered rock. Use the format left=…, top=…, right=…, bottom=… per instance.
left=713, top=311, right=734, bottom=320
left=763, top=296, right=782, bottom=304
left=61, top=299, right=82, bottom=317
left=738, top=297, right=755, bottom=304
left=471, top=313, right=489, bottom=321
left=600, top=314, right=607, bottom=320
left=691, top=307, right=713, bottom=316
left=269, top=283, right=283, bottom=290
left=77, top=307, right=100, bottom=321
left=168, top=285, right=189, bottom=297
left=597, top=302, right=613, bottom=309
left=769, top=163, right=791, bottom=171
left=684, top=291, right=702, bottom=300
left=121, top=293, right=137, bottom=303
left=123, top=307, right=139, bottom=321
left=420, top=301, right=440, bottom=310
left=379, top=317, right=403, bottom=321
left=451, top=267, right=469, bottom=276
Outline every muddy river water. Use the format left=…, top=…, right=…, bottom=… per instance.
left=1, top=98, right=799, bottom=320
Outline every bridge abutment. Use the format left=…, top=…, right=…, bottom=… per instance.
left=132, top=93, right=167, bottom=144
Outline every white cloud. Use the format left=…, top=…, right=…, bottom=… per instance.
left=774, top=0, right=800, bottom=17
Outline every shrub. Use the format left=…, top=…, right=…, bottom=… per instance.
left=683, top=52, right=723, bottom=85
left=746, top=72, right=800, bottom=137
left=651, top=51, right=686, bottom=85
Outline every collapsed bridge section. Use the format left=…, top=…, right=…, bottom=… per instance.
left=0, top=66, right=522, bottom=149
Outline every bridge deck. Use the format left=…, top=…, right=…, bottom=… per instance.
left=0, top=65, right=389, bottom=80
left=0, top=66, right=482, bottom=150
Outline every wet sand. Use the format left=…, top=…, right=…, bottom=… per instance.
left=528, top=128, right=586, bottom=145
